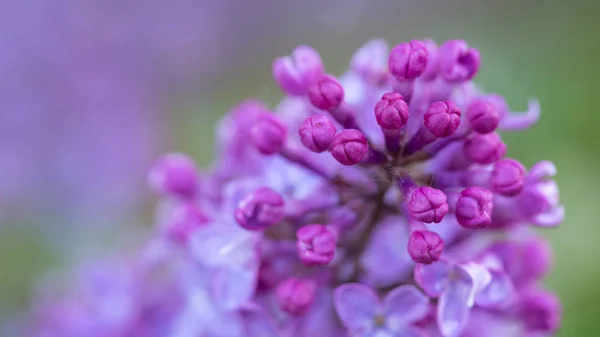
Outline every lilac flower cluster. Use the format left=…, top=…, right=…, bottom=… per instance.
left=32, top=38, right=563, bottom=337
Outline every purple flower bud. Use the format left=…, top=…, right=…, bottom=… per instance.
left=456, top=187, right=494, bottom=229
left=235, top=187, right=285, bottom=231
left=275, top=278, right=317, bottom=315
left=490, top=159, right=526, bottom=196
left=519, top=288, right=561, bottom=332
left=463, top=132, right=507, bottom=164
left=467, top=98, right=500, bottom=134
left=250, top=113, right=288, bottom=155
left=298, top=115, right=337, bottom=153
left=424, top=101, right=461, bottom=138
left=439, top=40, right=481, bottom=82
left=148, top=153, right=199, bottom=200
left=296, top=224, right=336, bottom=266
left=388, top=40, right=428, bottom=80
left=164, top=203, right=210, bottom=244
left=374, top=92, right=409, bottom=130
left=273, top=45, right=324, bottom=95
left=408, top=187, right=449, bottom=223
left=407, top=230, right=444, bottom=264
left=329, top=129, right=369, bottom=166
left=307, top=75, right=344, bottom=110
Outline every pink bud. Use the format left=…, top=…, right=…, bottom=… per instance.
left=408, top=187, right=449, bottom=223
left=250, top=113, right=288, bottom=155
left=456, top=187, right=494, bottom=229
left=276, top=278, right=317, bottom=315
left=424, top=101, right=461, bottom=138
left=329, top=129, right=368, bottom=166
left=408, top=230, right=444, bottom=264
left=148, top=153, right=199, bottom=200
left=296, top=224, right=336, bottom=266
left=235, top=187, right=285, bottom=231
left=299, top=115, right=337, bottom=153
left=463, top=132, right=506, bottom=164
left=388, top=40, right=429, bottom=80
left=307, top=75, right=344, bottom=110
left=467, top=98, right=500, bottom=134
left=490, top=159, right=526, bottom=196
left=374, top=92, right=409, bottom=130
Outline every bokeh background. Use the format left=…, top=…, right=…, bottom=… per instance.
left=0, top=0, right=597, bottom=335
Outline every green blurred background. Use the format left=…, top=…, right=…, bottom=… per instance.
left=0, top=0, right=597, bottom=335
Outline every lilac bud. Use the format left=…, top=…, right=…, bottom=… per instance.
left=250, top=113, right=288, bottom=155
left=374, top=92, right=409, bottom=130
left=463, top=132, right=506, bottom=164
left=467, top=98, right=500, bottom=134
left=329, top=129, right=368, bottom=166
left=438, top=40, right=481, bottom=82
left=165, top=203, right=210, bottom=244
left=307, top=75, right=344, bottom=110
left=408, top=230, right=444, bottom=264
left=299, top=115, right=337, bottom=153
left=388, top=40, right=429, bottom=80
left=520, top=288, right=561, bottom=332
left=490, top=159, right=526, bottom=196
left=424, top=101, right=461, bottom=138
left=296, top=224, right=336, bottom=266
left=273, top=45, right=324, bottom=95
left=408, top=187, right=449, bottom=223
left=456, top=187, right=494, bottom=229
left=235, top=187, right=285, bottom=231
left=275, top=278, right=317, bottom=315
left=148, top=153, right=199, bottom=200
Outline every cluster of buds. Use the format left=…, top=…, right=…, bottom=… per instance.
left=31, top=38, right=562, bottom=337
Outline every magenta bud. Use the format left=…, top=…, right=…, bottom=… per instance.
left=296, top=224, right=336, bottom=266
left=388, top=40, right=429, bottom=80
left=273, top=45, right=324, bottom=95
left=407, top=230, right=444, bottom=264
left=424, top=101, right=461, bottom=138
left=456, top=187, right=494, bottom=229
left=307, top=75, right=344, bottom=110
left=490, top=159, right=526, bottom=196
left=463, top=132, right=506, bottom=164
left=235, top=187, right=285, bottom=231
left=329, top=129, right=368, bottom=166
left=408, top=187, right=449, bottom=223
left=250, top=113, right=288, bottom=155
left=165, top=203, right=210, bottom=244
left=148, top=153, right=199, bottom=200
left=299, top=115, right=337, bottom=153
left=520, top=288, right=561, bottom=332
left=275, top=278, right=317, bottom=315
left=438, top=40, right=481, bottom=82
left=467, top=98, right=500, bottom=134
left=374, top=92, right=410, bottom=130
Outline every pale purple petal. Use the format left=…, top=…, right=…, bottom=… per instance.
left=475, top=270, right=514, bottom=309
left=384, top=285, right=429, bottom=329
left=333, top=283, right=379, bottom=331
left=527, top=160, right=557, bottom=181
left=437, top=268, right=474, bottom=337
left=361, top=218, right=414, bottom=287
left=457, top=262, right=492, bottom=306
left=414, top=260, right=452, bottom=297
left=240, top=304, right=279, bottom=337
left=211, top=266, right=258, bottom=310
left=396, top=326, right=429, bottom=337
left=532, top=204, right=565, bottom=227
left=498, top=99, right=540, bottom=131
